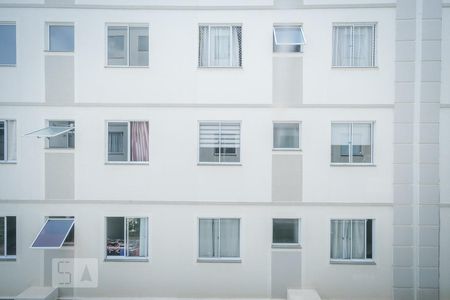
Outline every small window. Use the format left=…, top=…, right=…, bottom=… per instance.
left=273, top=25, right=305, bottom=53
left=107, top=121, right=149, bottom=162
left=48, top=24, right=74, bottom=52
left=330, top=219, right=373, bottom=261
left=107, top=25, right=149, bottom=66
left=0, top=120, right=17, bottom=162
left=273, top=122, right=301, bottom=150
left=31, top=217, right=75, bottom=249
left=331, top=122, right=373, bottom=164
left=272, top=219, right=300, bottom=245
left=47, top=121, right=75, bottom=149
left=199, top=122, right=241, bottom=164
left=0, top=23, right=16, bottom=65
left=199, top=25, right=242, bottom=67
left=106, top=217, right=148, bottom=259
left=332, top=24, right=376, bottom=67
left=198, top=218, right=240, bottom=259
left=0, top=216, right=16, bottom=259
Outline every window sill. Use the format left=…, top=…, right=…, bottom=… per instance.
left=330, top=259, right=375, bottom=265
left=0, top=257, right=16, bottom=261
left=0, top=64, right=16, bottom=67
left=197, top=258, right=242, bottom=263
left=272, top=148, right=302, bottom=152
left=197, top=162, right=242, bottom=166
left=272, top=243, right=302, bottom=249
left=105, top=161, right=149, bottom=165
left=44, top=51, right=74, bottom=55
left=331, top=66, right=378, bottom=69
left=273, top=52, right=304, bottom=57
left=104, top=65, right=149, bottom=69
left=330, top=163, right=376, bottom=167
left=197, top=66, right=243, bottom=69
left=45, top=148, right=75, bottom=151
left=105, top=257, right=149, bottom=262
left=0, top=161, right=17, bottom=164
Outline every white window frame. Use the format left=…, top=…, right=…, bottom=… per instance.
left=0, top=119, right=16, bottom=164
left=272, top=121, right=302, bottom=151
left=330, top=218, right=374, bottom=264
left=0, top=22, right=16, bottom=67
left=198, top=120, right=242, bottom=165
left=330, top=121, right=374, bottom=165
left=198, top=24, right=242, bottom=68
left=105, top=23, right=149, bottom=68
left=332, top=23, right=377, bottom=68
left=273, top=24, right=306, bottom=53
left=0, top=216, right=16, bottom=260
left=105, top=120, right=149, bottom=164
left=197, top=217, right=241, bottom=263
left=105, top=216, right=149, bottom=261
left=271, top=218, right=301, bottom=249
left=45, top=22, right=75, bottom=53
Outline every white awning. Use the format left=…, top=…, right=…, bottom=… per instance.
left=26, top=126, right=74, bottom=138
left=31, top=218, right=75, bottom=249
left=273, top=26, right=306, bottom=46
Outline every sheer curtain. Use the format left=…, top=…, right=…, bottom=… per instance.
left=139, top=218, right=148, bottom=257
left=219, top=219, right=240, bottom=257
left=331, top=123, right=351, bottom=163
left=352, top=123, right=372, bottom=163
left=333, top=26, right=352, bottom=66
left=210, top=26, right=230, bottom=66
left=331, top=220, right=352, bottom=259
left=199, top=219, right=215, bottom=257
left=198, top=26, right=209, bottom=67
left=352, top=220, right=366, bottom=259
left=353, top=26, right=373, bottom=67
left=231, top=26, right=241, bottom=67
left=7, top=120, right=16, bottom=161
left=130, top=121, right=149, bottom=162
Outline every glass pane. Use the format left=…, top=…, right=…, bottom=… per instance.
left=273, top=219, right=299, bottom=244
left=127, top=218, right=147, bottom=257
left=106, top=217, right=125, bottom=257
left=31, top=219, right=74, bottom=248
left=352, top=123, right=372, bottom=163
left=198, top=26, right=209, bottom=67
left=274, top=26, right=304, bottom=44
left=129, top=27, right=149, bottom=66
left=108, top=26, right=127, bottom=65
left=273, top=123, right=300, bottom=149
left=130, top=121, right=149, bottom=162
left=351, top=220, right=366, bottom=259
left=353, top=26, right=374, bottom=67
left=0, top=24, right=16, bottom=65
left=330, top=220, right=351, bottom=259
left=199, top=219, right=218, bottom=258
left=210, top=26, right=231, bottom=66
left=366, top=220, right=373, bottom=259
left=108, top=122, right=128, bottom=161
left=49, top=25, right=74, bottom=52
left=6, top=217, right=16, bottom=255
left=220, top=123, right=240, bottom=163
left=6, top=120, right=16, bottom=161
left=332, top=26, right=352, bottom=67
left=219, top=219, right=240, bottom=258
left=48, top=121, right=75, bottom=149
left=199, top=123, right=220, bottom=163
left=0, top=217, right=4, bottom=256
left=331, top=123, right=351, bottom=163
left=0, top=121, right=4, bottom=161
left=231, top=26, right=242, bottom=67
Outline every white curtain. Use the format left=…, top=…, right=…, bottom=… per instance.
left=331, top=220, right=351, bottom=259
left=130, top=121, right=149, bottom=162
left=352, top=123, right=371, bottom=146
left=139, top=218, right=148, bottom=257
left=352, top=220, right=366, bottom=259
left=198, top=26, right=209, bottom=67
left=210, top=26, right=231, bottom=66
left=331, top=123, right=351, bottom=146
left=219, top=219, right=240, bottom=258
left=7, top=120, right=16, bottom=161
left=231, top=26, right=241, bottom=67
left=353, top=26, right=373, bottom=67
left=333, top=26, right=353, bottom=66
left=199, top=219, right=216, bottom=257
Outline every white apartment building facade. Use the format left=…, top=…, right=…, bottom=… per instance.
left=0, top=0, right=448, bottom=299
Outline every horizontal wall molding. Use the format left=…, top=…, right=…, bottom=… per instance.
left=0, top=199, right=393, bottom=207
left=0, top=3, right=397, bottom=11
left=0, top=102, right=395, bottom=109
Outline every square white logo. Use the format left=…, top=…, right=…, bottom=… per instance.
left=52, top=258, right=98, bottom=288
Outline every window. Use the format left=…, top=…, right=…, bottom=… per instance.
left=107, top=25, right=149, bottom=66
left=106, top=217, right=148, bottom=259
left=0, top=216, right=16, bottom=259
left=0, top=120, right=17, bottom=162
left=330, top=219, right=373, bottom=261
left=198, top=218, right=240, bottom=259
left=107, top=121, right=149, bottom=162
left=47, top=121, right=75, bottom=149
left=273, top=122, right=301, bottom=150
left=31, top=217, right=74, bottom=249
left=199, top=122, right=240, bottom=164
left=332, top=24, right=376, bottom=67
left=0, top=23, right=16, bottom=65
left=331, top=122, right=373, bottom=164
left=273, top=25, right=305, bottom=53
left=272, top=219, right=300, bottom=246
left=198, top=25, right=242, bottom=67
left=48, top=24, right=74, bottom=52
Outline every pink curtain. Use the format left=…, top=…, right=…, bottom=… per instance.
left=130, top=122, right=149, bottom=162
